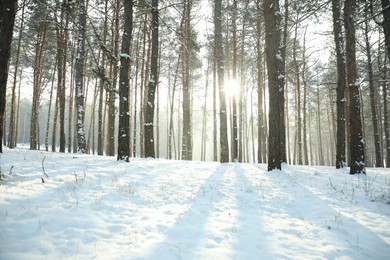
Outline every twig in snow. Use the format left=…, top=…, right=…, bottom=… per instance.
left=329, top=178, right=337, bottom=191
left=41, top=156, right=48, bottom=183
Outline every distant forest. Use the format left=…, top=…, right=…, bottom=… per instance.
left=1, top=0, right=389, bottom=173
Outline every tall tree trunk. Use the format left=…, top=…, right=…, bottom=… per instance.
left=301, top=28, right=309, bottom=165
left=75, top=0, right=87, bottom=153
left=106, top=0, right=120, bottom=156
left=364, top=8, right=382, bottom=167
left=213, top=41, right=218, bottom=161
left=30, top=19, right=48, bottom=150
left=117, top=0, right=133, bottom=161
left=45, top=66, right=56, bottom=151
left=333, top=0, right=347, bottom=168
left=382, top=65, right=390, bottom=167
left=345, top=0, right=365, bottom=174
left=264, top=0, right=286, bottom=170
left=181, top=0, right=193, bottom=160
left=15, top=69, right=22, bottom=147
left=231, top=0, right=238, bottom=162
left=0, top=0, right=17, bottom=152
left=256, top=0, right=265, bottom=163
left=201, top=58, right=210, bottom=161
left=144, top=0, right=159, bottom=158
left=293, top=23, right=302, bottom=165
left=316, top=82, right=324, bottom=165
left=380, top=0, right=390, bottom=62
left=8, top=0, right=24, bottom=149
left=214, top=0, right=230, bottom=162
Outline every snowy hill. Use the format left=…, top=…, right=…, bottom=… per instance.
left=0, top=148, right=389, bottom=259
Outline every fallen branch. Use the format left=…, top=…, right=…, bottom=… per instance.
left=41, top=156, right=49, bottom=182
left=329, top=178, right=337, bottom=191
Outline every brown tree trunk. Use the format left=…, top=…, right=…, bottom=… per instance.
left=293, top=23, right=302, bottom=165
left=264, top=0, right=286, bottom=170
left=364, top=8, right=382, bottom=167
left=333, top=0, right=347, bottom=168
left=144, top=0, right=159, bottom=158
left=8, top=0, right=24, bottom=149
left=106, top=0, right=120, bottom=156
left=181, top=0, right=193, bottom=160
left=30, top=18, right=48, bottom=150
left=231, top=0, right=238, bottom=162
left=213, top=40, right=218, bottom=161
left=0, top=0, right=17, bottom=152
left=117, top=0, right=133, bottom=161
left=215, top=0, right=230, bottom=162
left=256, top=0, right=265, bottom=163
left=345, top=0, right=365, bottom=174
left=380, top=0, right=390, bottom=62
left=75, top=0, right=87, bottom=153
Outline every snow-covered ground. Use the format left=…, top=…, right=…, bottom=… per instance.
left=0, top=148, right=389, bottom=259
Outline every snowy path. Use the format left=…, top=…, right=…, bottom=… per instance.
left=1, top=148, right=390, bottom=259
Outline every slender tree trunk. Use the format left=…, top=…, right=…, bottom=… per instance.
left=231, top=0, right=238, bottom=162
left=256, top=0, right=264, bottom=163
left=345, top=0, right=365, bottom=174
left=75, top=0, right=87, bottom=153
left=293, top=23, right=302, bottom=165
left=333, top=0, right=347, bottom=168
left=30, top=19, right=48, bottom=150
left=301, top=28, right=309, bottom=165
left=8, top=0, right=24, bottom=149
left=15, top=68, right=22, bottom=147
left=139, top=15, right=149, bottom=157
left=213, top=41, right=218, bottom=161
left=106, top=0, right=120, bottom=156
left=181, top=0, right=193, bottom=160
left=45, top=66, right=56, bottom=151
left=380, top=0, right=390, bottom=62
left=364, top=10, right=382, bottom=167
left=144, top=0, right=159, bottom=158
left=264, top=0, right=286, bottom=170
left=68, top=42, right=76, bottom=153
left=382, top=66, right=390, bottom=167
left=117, top=0, right=133, bottom=161
left=215, top=0, right=230, bottom=162
left=0, top=0, right=17, bottom=152
left=316, top=82, right=324, bottom=165
left=201, top=59, right=210, bottom=161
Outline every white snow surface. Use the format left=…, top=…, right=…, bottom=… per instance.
left=1, top=148, right=390, bottom=260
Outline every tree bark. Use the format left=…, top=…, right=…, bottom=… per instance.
left=144, top=0, right=159, bottom=158
left=214, top=0, right=230, bottom=162
left=332, top=0, right=347, bottom=168
left=0, top=0, right=17, bottom=152
left=8, top=0, right=24, bottom=149
left=364, top=7, right=382, bottom=167
left=380, top=0, right=390, bottom=62
left=231, top=0, right=238, bottom=162
left=344, top=0, right=365, bottom=174
left=256, top=0, right=265, bottom=163
left=117, top=0, right=133, bottom=161
left=30, top=17, right=48, bottom=150
left=264, top=0, right=286, bottom=170
left=75, top=0, right=87, bottom=153
left=181, top=0, right=193, bottom=160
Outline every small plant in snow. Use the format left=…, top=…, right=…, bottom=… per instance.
left=74, top=171, right=86, bottom=185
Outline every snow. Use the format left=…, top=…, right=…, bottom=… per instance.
left=120, top=53, right=131, bottom=59
left=1, top=148, right=390, bottom=259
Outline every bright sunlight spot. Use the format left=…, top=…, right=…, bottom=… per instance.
left=225, top=79, right=239, bottom=97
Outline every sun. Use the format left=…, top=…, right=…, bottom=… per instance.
left=225, top=79, right=239, bottom=97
